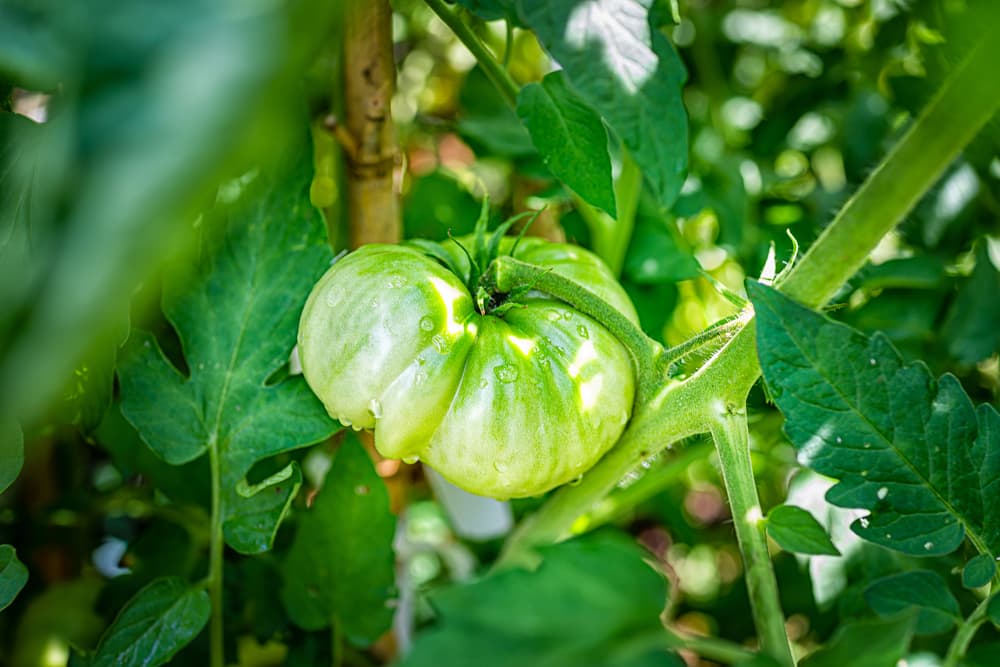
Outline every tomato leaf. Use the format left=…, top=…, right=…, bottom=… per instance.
left=0, top=416, right=23, bottom=495
left=0, top=544, right=27, bottom=611
left=87, top=577, right=210, bottom=667
left=863, top=570, right=960, bottom=635
left=119, top=148, right=338, bottom=554
left=280, top=434, right=396, bottom=644
left=517, top=71, right=616, bottom=216
left=519, top=0, right=688, bottom=210
left=941, top=243, right=1000, bottom=364
left=799, top=613, right=914, bottom=667
left=749, top=282, right=1000, bottom=558
left=766, top=505, right=840, bottom=556
left=400, top=532, right=683, bottom=667
left=962, top=553, right=996, bottom=589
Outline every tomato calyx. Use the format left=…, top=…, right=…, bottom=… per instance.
left=409, top=199, right=544, bottom=317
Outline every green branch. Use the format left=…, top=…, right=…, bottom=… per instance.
left=423, top=0, right=519, bottom=108
left=944, top=594, right=991, bottom=667
left=207, top=438, right=225, bottom=667
left=664, top=628, right=756, bottom=665
left=709, top=407, right=795, bottom=667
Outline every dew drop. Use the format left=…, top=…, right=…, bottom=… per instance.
left=198, top=363, right=205, bottom=370
left=863, top=442, right=872, bottom=449
left=493, top=461, right=508, bottom=473
left=479, top=378, right=489, bottom=389
left=569, top=475, right=583, bottom=486
left=351, top=423, right=362, bottom=431
left=869, top=358, right=877, bottom=366
left=431, top=334, right=448, bottom=353
left=924, top=541, right=934, bottom=551
left=577, top=325, right=589, bottom=339
left=354, top=485, right=370, bottom=495
left=860, top=470, right=869, bottom=477
left=859, top=517, right=870, bottom=528
left=419, top=316, right=435, bottom=332
left=877, top=486, right=888, bottom=500
left=368, top=398, right=383, bottom=419
left=402, top=455, right=420, bottom=464
left=546, top=309, right=562, bottom=321
left=835, top=436, right=842, bottom=444
left=340, top=417, right=353, bottom=428
left=494, top=363, right=519, bottom=383
left=386, top=274, right=408, bottom=288
left=885, top=533, right=892, bottom=539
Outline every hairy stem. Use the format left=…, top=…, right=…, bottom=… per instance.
left=944, top=594, right=991, bottom=667
left=208, top=438, right=225, bottom=667
left=489, top=256, right=663, bottom=402
left=781, top=36, right=1000, bottom=309
left=424, top=0, right=519, bottom=107
left=709, top=407, right=795, bottom=667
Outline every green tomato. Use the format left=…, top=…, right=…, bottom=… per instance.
left=297, top=237, right=637, bottom=499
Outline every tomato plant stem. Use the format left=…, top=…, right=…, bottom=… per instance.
left=709, top=407, right=795, bottom=667
left=489, top=256, right=664, bottom=402
left=944, top=594, right=990, bottom=667
left=423, top=0, right=519, bottom=108
left=208, top=437, right=225, bottom=667
left=664, top=629, right=757, bottom=665
left=781, top=35, right=1000, bottom=309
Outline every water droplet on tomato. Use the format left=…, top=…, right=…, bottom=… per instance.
left=479, top=378, right=488, bottom=389
left=340, top=416, right=353, bottom=428
left=431, top=334, right=448, bottom=352
left=924, top=541, right=934, bottom=550
left=493, top=461, right=507, bottom=473
left=493, top=363, right=518, bottom=383
left=419, top=316, right=435, bottom=332
left=386, top=274, right=408, bottom=288
left=402, top=455, right=420, bottom=464
left=877, top=486, right=888, bottom=500
left=368, top=399, right=383, bottom=419
left=569, top=475, right=583, bottom=486
left=577, top=325, right=589, bottom=339
left=546, top=309, right=562, bottom=321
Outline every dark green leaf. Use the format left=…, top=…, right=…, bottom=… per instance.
left=988, top=593, right=1000, bottom=626
left=0, top=544, right=28, bottom=611
left=864, top=570, right=960, bottom=635
left=400, top=532, right=682, bottom=667
left=941, top=243, right=1000, bottom=364
left=962, top=553, right=996, bottom=589
left=89, top=577, right=210, bottom=667
left=0, top=416, right=23, bottom=495
left=749, top=282, right=1000, bottom=557
left=517, top=71, right=616, bottom=215
left=281, top=434, right=396, bottom=643
left=799, top=613, right=914, bottom=667
left=119, top=149, right=338, bottom=554
left=520, top=0, right=688, bottom=209
left=766, top=505, right=840, bottom=556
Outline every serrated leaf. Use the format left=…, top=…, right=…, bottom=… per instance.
left=864, top=570, right=960, bottom=635
left=119, top=149, right=338, bottom=554
left=962, top=553, right=996, bottom=589
left=0, top=544, right=28, bottom=611
left=0, top=416, right=23, bottom=495
left=519, top=0, right=688, bottom=210
left=281, top=434, right=396, bottom=643
left=89, top=577, right=210, bottom=667
left=799, top=613, right=914, bottom=667
left=400, top=532, right=682, bottom=667
left=749, top=282, right=1000, bottom=558
left=766, top=505, right=840, bottom=556
left=517, top=71, right=616, bottom=216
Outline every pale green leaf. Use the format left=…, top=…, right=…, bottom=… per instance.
left=766, top=505, right=840, bottom=556
left=517, top=72, right=616, bottom=215
left=0, top=544, right=28, bottom=612
left=520, top=0, right=688, bottom=209
left=864, top=570, right=959, bottom=635
left=281, top=434, right=396, bottom=643
left=749, top=282, right=1000, bottom=558
left=89, top=577, right=210, bottom=667
left=119, top=148, right=338, bottom=554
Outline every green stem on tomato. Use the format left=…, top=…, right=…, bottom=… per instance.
left=781, top=35, right=1000, bottom=309
left=708, top=406, right=795, bottom=667
left=944, top=594, right=991, bottom=667
left=488, top=255, right=664, bottom=403
left=423, top=0, right=519, bottom=108
left=207, top=437, right=225, bottom=667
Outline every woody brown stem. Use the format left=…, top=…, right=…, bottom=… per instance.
left=343, top=0, right=400, bottom=246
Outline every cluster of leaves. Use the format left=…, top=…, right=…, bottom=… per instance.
left=1, top=0, right=999, bottom=666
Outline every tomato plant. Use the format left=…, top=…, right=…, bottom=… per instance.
left=2, top=1, right=1000, bottom=667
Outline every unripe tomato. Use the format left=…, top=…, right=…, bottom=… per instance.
left=298, top=236, right=637, bottom=499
